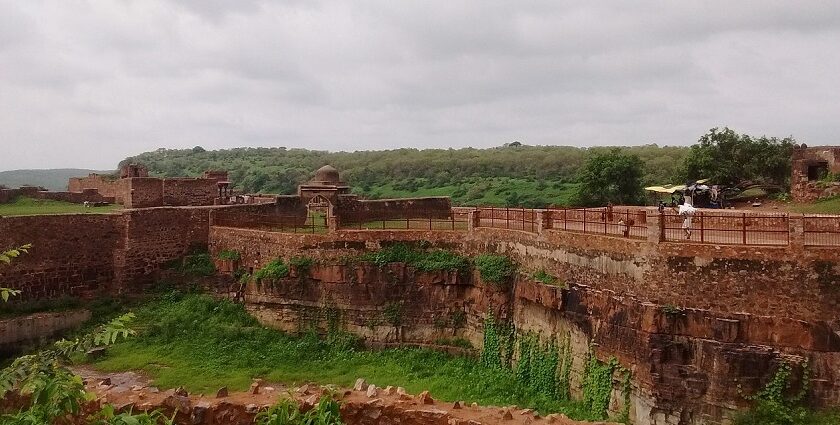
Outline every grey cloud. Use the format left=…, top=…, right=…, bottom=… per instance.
left=0, top=0, right=839, bottom=170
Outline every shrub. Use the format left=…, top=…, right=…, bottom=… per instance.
left=474, top=254, right=516, bottom=286
left=217, top=250, right=241, bottom=261
left=383, top=302, right=403, bottom=327
left=289, top=256, right=315, bottom=275
left=180, top=253, right=215, bottom=277
left=532, top=269, right=557, bottom=285
left=360, top=243, right=469, bottom=273
left=254, top=259, right=290, bottom=282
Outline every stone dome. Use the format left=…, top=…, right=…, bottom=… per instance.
left=313, top=165, right=341, bottom=184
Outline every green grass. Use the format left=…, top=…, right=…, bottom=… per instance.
left=353, top=178, right=579, bottom=208
left=792, top=196, right=840, bottom=214
left=0, top=197, right=120, bottom=216
left=89, top=294, right=594, bottom=419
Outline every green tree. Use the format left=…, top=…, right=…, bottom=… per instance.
left=680, top=127, right=795, bottom=187
left=574, top=149, right=645, bottom=206
left=1, top=244, right=31, bottom=302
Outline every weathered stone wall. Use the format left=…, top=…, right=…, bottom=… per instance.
left=0, top=309, right=91, bottom=357
left=123, top=178, right=164, bottom=208
left=68, top=174, right=119, bottom=197
left=0, top=214, right=124, bottom=300
left=791, top=146, right=840, bottom=202
left=208, top=226, right=840, bottom=424
left=335, top=196, right=452, bottom=224
left=162, top=178, right=218, bottom=206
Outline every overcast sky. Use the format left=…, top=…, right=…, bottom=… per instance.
left=1, top=1, right=839, bottom=171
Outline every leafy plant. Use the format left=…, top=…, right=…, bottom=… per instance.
left=290, top=256, right=315, bottom=275
left=90, top=404, right=176, bottom=425
left=532, top=269, right=557, bottom=285
left=661, top=304, right=685, bottom=316
left=474, top=254, right=516, bottom=287
left=734, top=361, right=813, bottom=425
left=180, top=253, right=215, bottom=277
left=383, top=302, right=403, bottom=327
left=254, top=259, right=291, bottom=282
left=581, top=351, right=619, bottom=420
left=217, top=249, right=241, bottom=261
left=1, top=244, right=31, bottom=302
left=360, top=244, right=469, bottom=273
left=0, top=313, right=136, bottom=423
left=255, top=396, right=343, bottom=425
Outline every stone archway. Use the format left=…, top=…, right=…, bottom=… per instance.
left=306, top=195, right=332, bottom=228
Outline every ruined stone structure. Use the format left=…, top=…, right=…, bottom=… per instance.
left=791, top=145, right=840, bottom=202
left=2, top=165, right=839, bottom=425
left=67, top=163, right=229, bottom=208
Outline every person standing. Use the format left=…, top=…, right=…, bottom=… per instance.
left=678, top=200, right=696, bottom=240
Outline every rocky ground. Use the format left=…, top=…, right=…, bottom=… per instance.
left=72, top=366, right=618, bottom=425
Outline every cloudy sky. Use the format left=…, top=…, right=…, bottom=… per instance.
left=1, top=1, right=839, bottom=171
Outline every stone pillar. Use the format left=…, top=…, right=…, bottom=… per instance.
left=788, top=213, right=805, bottom=254
left=328, top=215, right=339, bottom=233
left=538, top=210, right=553, bottom=235
left=646, top=210, right=664, bottom=243
left=468, top=209, right=480, bottom=233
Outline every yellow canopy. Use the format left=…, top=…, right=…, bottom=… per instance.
left=644, top=185, right=686, bottom=194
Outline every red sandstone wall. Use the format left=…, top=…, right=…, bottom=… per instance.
left=0, top=214, right=124, bottom=301
left=68, top=174, right=119, bottom=197
left=115, top=207, right=213, bottom=288
left=335, top=197, right=452, bottom=224
left=162, top=178, right=218, bottom=206
left=123, top=178, right=164, bottom=208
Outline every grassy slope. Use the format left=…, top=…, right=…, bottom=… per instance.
left=792, top=196, right=840, bottom=214
left=0, top=197, right=121, bottom=216
left=354, top=178, right=579, bottom=207
left=91, top=294, right=595, bottom=420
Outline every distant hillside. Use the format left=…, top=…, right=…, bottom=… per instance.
left=122, top=145, right=689, bottom=207
left=0, top=169, right=112, bottom=191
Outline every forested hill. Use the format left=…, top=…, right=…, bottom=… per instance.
left=122, top=144, right=688, bottom=207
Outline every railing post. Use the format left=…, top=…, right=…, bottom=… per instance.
left=469, top=209, right=480, bottom=233
left=700, top=211, right=704, bottom=243
left=789, top=214, right=804, bottom=253
left=742, top=213, right=747, bottom=245
left=583, top=208, right=587, bottom=233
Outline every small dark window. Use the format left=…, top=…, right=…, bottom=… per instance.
left=807, top=162, right=829, bottom=181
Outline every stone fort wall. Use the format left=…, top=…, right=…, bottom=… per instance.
left=2, top=203, right=840, bottom=424
left=207, top=224, right=840, bottom=425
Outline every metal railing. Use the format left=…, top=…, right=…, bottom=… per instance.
left=804, top=215, right=840, bottom=246
left=475, top=207, right=539, bottom=233
left=662, top=212, right=789, bottom=245
left=339, top=210, right=469, bottom=231
left=549, top=208, right=648, bottom=239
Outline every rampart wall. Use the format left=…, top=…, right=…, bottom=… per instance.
left=162, top=178, right=218, bottom=207
left=208, top=224, right=840, bottom=425
left=334, top=196, right=452, bottom=223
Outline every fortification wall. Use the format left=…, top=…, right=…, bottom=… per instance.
left=122, top=178, right=164, bottom=208
left=68, top=174, right=119, bottom=197
left=208, top=226, right=840, bottom=424
left=162, top=178, right=218, bottom=206
left=335, top=196, right=452, bottom=223
left=0, top=214, right=124, bottom=300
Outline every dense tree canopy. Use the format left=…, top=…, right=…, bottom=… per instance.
left=573, top=149, right=646, bottom=206
left=119, top=128, right=797, bottom=207
left=679, top=127, right=795, bottom=187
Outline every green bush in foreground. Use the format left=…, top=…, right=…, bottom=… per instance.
left=91, top=294, right=593, bottom=419
left=216, top=249, right=241, bottom=261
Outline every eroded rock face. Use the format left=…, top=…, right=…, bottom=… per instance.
left=236, top=258, right=840, bottom=425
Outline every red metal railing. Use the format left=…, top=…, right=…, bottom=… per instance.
left=803, top=215, right=840, bottom=246
left=548, top=208, right=647, bottom=239
left=475, top=207, right=539, bottom=233
left=339, top=210, right=469, bottom=231
left=662, top=212, right=789, bottom=245
left=213, top=213, right=328, bottom=234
